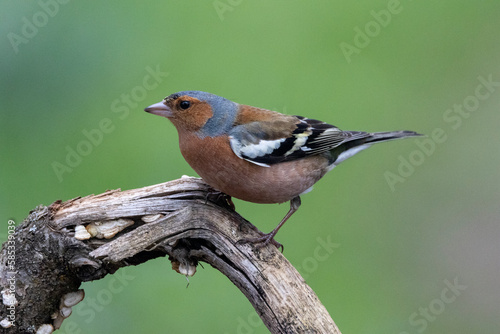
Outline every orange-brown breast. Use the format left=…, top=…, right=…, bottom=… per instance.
left=177, top=130, right=330, bottom=204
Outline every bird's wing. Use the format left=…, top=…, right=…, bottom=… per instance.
left=229, top=116, right=369, bottom=166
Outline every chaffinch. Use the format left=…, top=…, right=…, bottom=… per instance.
left=145, top=91, right=421, bottom=248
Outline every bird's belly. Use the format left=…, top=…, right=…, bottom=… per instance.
left=179, top=134, right=329, bottom=204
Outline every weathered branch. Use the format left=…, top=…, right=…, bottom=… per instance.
left=0, top=176, right=340, bottom=333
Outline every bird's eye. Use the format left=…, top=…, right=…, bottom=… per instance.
left=179, top=101, right=191, bottom=110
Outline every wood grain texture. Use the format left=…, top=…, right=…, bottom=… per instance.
left=0, top=177, right=340, bottom=333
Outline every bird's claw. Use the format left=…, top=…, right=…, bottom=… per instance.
left=237, top=233, right=284, bottom=252
left=205, top=190, right=235, bottom=211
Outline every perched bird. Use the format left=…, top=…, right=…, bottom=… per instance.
left=145, top=91, right=420, bottom=248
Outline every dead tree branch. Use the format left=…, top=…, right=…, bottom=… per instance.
left=0, top=177, right=340, bottom=333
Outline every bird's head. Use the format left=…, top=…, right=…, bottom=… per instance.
left=145, top=91, right=239, bottom=136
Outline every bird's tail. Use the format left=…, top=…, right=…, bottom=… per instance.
left=361, top=130, right=422, bottom=144
left=331, top=130, right=422, bottom=166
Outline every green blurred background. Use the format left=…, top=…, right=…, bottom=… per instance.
left=1, top=1, right=499, bottom=333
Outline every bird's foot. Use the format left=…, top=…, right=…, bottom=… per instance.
left=205, top=189, right=235, bottom=211
left=237, top=232, right=283, bottom=252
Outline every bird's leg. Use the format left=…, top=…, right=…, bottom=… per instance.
left=205, top=189, right=236, bottom=211
left=239, top=196, right=301, bottom=251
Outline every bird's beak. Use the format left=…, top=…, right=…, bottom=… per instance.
left=144, top=101, right=173, bottom=118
